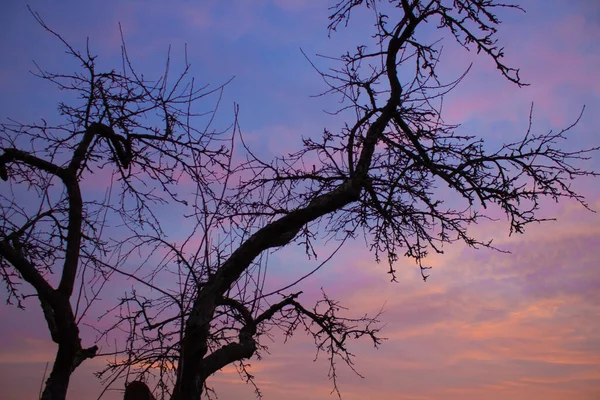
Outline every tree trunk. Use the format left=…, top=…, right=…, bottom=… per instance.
left=171, top=292, right=215, bottom=400
left=40, top=344, right=77, bottom=400
left=39, top=295, right=97, bottom=400
left=171, top=365, right=203, bottom=400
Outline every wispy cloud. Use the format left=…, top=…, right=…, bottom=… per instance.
left=1, top=1, right=599, bottom=399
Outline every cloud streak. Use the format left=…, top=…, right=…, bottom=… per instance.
left=0, top=0, right=598, bottom=399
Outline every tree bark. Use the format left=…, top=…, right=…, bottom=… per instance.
left=41, top=344, right=77, bottom=400
left=38, top=294, right=97, bottom=400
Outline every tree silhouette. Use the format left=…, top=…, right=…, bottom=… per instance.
left=1, top=1, right=597, bottom=400
left=125, top=381, right=156, bottom=400
left=0, top=8, right=229, bottom=400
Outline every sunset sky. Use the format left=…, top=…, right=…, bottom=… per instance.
left=1, top=1, right=599, bottom=399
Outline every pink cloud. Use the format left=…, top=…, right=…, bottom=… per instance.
left=2, top=2, right=599, bottom=400
left=1, top=194, right=598, bottom=400
left=442, top=11, right=599, bottom=128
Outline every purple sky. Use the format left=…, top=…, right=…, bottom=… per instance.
left=1, top=1, right=599, bottom=399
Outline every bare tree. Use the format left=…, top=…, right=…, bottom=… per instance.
left=95, top=1, right=597, bottom=399
left=0, top=9, right=229, bottom=400
left=1, top=1, right=597, bottom=400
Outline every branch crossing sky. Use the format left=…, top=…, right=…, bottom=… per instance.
left=0, top=1, right=599, bottom=399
